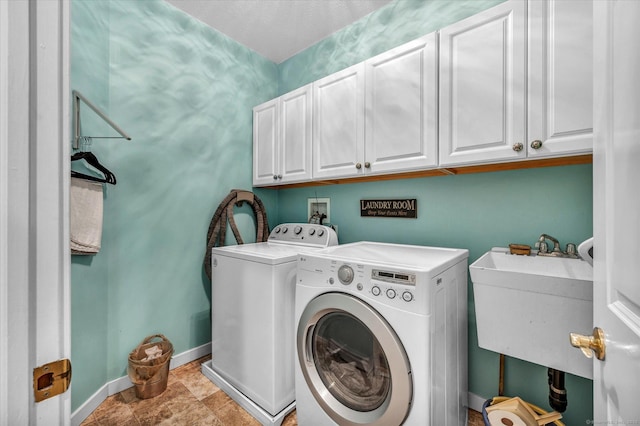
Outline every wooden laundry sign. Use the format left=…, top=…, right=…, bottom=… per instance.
left=360, top=199, right=417, bottom=218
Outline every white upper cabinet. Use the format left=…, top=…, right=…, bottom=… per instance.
left=312, top=63, right=365, bottom=180
left=313, top=33, right=438, bottom=180
left=527, top=0, right=593, bottom=158
left=253, top=84, right=312, bottom=186
left=253, top=99, right=279, bottom=186
left=365, top=33, right=439, bottom=174
left=439, top=0, right=593, bottom=167
left=439, top=0, right=527, bottom=166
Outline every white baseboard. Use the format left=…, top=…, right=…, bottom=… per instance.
left=70, top=342, right=211, bottom=426
left=468, top=391, right=489, bottom=413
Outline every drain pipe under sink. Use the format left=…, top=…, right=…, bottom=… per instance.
left=548, top=368, right=568, bottom=412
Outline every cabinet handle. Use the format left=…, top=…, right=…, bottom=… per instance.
left=355, top=163, right=362, bottom=170
left=512, top=143, right=524, bottom=152
left=364, top=162, right=371, bottom=168
left=273, top=175, right=278, bottom=180
left=531, top=140, right=543, bottom=150
left=277, top=174, right=282, bottom=179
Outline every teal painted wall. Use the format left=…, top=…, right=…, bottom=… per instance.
left=70, top=0, right=278, bottom=411
left=275, top=1, right=594, bottom=424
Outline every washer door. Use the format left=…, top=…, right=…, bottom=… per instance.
left=297, top=293, right=412, bottom=426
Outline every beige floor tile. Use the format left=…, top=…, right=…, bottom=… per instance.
left=84, top=355, right=486, bottom=426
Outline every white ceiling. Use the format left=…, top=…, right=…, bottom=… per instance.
left=165, top=0, right=393, bottom=63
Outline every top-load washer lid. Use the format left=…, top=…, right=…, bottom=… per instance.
left=307, top=241, right=468, bottom=278
left=210, top=223, right=338, bottom=265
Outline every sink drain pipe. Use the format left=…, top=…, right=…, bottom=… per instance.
left=497, top=355, right=568, bottom=413
left=548, top=368, right=568, bottom=412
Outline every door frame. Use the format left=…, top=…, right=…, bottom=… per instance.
left=0, top=0, right=71, bottom=424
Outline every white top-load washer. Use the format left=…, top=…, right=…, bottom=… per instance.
left=201, top=223, right=338, bottom=426
left=295, top=241, right=469, bottom=426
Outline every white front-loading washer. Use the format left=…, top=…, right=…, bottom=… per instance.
left=201, top=223, right=338, bottom=426
left=295, top=242, right=469, bottom=426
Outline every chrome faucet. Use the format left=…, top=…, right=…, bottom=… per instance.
left=535, top=234, right=563, bottom=256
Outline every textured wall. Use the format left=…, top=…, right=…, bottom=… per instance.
left=70, top=0, right=278, bottom=411
left=275, top=0, right=594, bottom=424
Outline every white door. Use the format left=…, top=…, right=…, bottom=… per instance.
left=590, top=0, right=640, bottom=422
left=313, top=63, right=365, bottom=179
left=439, top=0, right=526, bottom=166
left=365, top=32, right=438, bottom=175
left=1, top=0, right=71, bottom=425
left=252, top=98, right=279, bottom=186
left=280, top=84, right=312, bottom=184
left=527, top=0, right=593, bottom=158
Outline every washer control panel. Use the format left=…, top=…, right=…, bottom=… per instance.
left=297, top=256, right=425, bottom=312
left=268, top=223, right=338, bottom=247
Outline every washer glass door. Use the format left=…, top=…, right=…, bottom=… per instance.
left=313, top=311, right=390, bottom=411
left=298, top=293, right=412, bottom=426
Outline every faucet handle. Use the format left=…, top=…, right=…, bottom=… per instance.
left=535, top=241, right=549, bottom=253
left=566, top=243, right=577, bottom=257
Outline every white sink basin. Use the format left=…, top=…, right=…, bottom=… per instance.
left=470, top=247, right=593, bottom=379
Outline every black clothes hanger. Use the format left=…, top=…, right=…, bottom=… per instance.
left=71, top=151, right=117, bottom=185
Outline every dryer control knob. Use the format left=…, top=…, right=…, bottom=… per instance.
left=386, top=289, right=396, bottom=299
left=371, top=286, right=381, bottom=296
left=337, top=265, right=354, bottom=285
left=402, top=291, right=413, bottom=302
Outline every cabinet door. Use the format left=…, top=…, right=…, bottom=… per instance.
left=365, top=32, right=438, bottom=174
left=280, top=84, right=312, bottom=183
left=439, top=0, right=527, bottom=166
left=313, top=63, right=365, bottom=179
left=253, top=99, right=279, bottom=186
left=528, top=0, right=592, bottom=158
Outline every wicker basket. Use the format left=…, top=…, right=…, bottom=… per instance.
left=127, top=334, right=174, bottom=399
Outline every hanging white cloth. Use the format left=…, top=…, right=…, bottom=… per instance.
left=70, top=177, right=103, bottom=255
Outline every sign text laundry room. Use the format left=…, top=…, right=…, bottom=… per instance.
left=360, top=199, right=417, bottom=218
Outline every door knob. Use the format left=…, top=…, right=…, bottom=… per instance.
left=570, top=327, right=606, bottom=360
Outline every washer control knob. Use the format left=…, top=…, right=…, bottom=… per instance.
left=281, top=226, right=288, bottom=233
left=337, top=265, right=354, bottom=285
left=386, top=289, right=396, bottom=299
left=274, top=227, right=281, bottom=234
left=402, top=291, right=413, bottom=302
left=294, top=226, right=302, bottom=235
left=308, top=228, right=316, bottom=236
left=317, top=228, right=325, bottom=237
left=371, top=286, right=381, bottom=296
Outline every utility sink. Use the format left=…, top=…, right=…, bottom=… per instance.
left=470, top=247, right=593, bottom=379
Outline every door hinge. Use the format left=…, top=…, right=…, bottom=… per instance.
left=33, top=358, right=72, bottom=402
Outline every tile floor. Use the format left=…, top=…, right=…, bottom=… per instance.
left=80, top=355, right=485, bottom=425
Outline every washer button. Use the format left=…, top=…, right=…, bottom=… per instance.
left=329, top=277, right=334, bottom=285
left=386, top=289, right=396, bottom=299
left=371, top=286, right=381, bottom=296
left=356, top=283, right=363, bottom=291
left=402, top=291, right=413, bottom=302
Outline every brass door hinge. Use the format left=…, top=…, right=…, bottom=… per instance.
left=33, top=359, right=72, bottom=402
